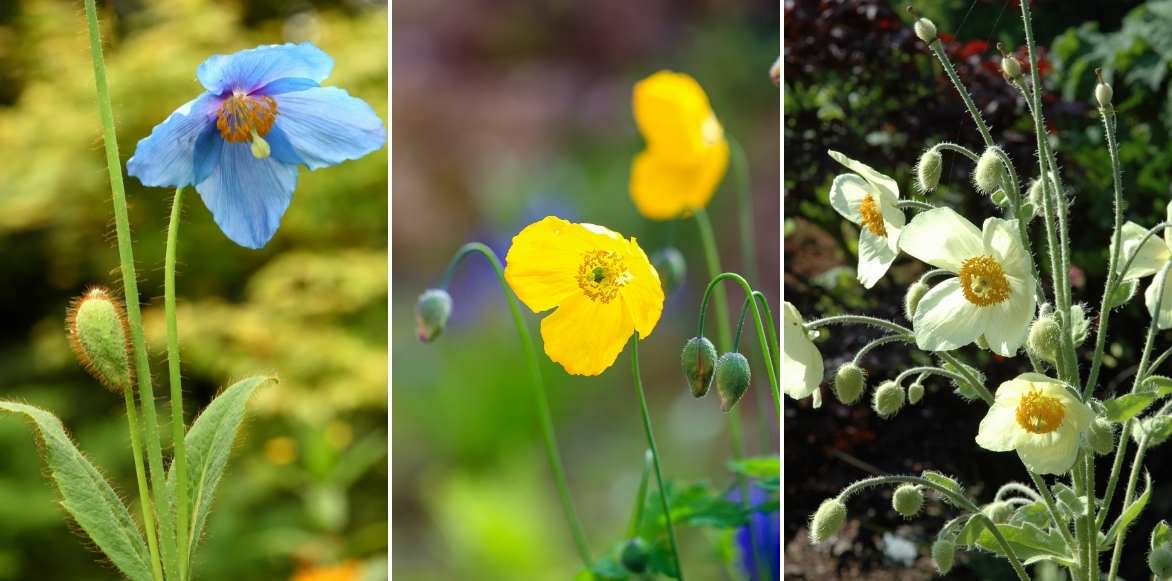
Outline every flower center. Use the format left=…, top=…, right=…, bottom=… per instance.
left=1015, top=388, right=1066, bottom=434
left=577, top=250, right=631, bottom=303
left=216, top=92, right=278, bottom=144
left=858, top=194, right=887, bottom=237
left=958, top=255, right=1011, bottom=306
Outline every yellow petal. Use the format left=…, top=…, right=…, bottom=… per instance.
left=619, top=236, right=664, bottom=338
left=504, top=216, right=609, bottom=313
left=540, top=293, right=634, bottom=376
left=629, top=140, right=729, bottom=220
left=633, top=71, right=717, bottom=160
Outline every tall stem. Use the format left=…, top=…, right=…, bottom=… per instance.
left=697, top=273, right=781, bottom=410
left=123, top=388, right=164, bottom=581
left=1107, top=435, right=1149, bottom=580
left=439, top=243, right=592, bottom=566
left=630, top=338, right=684, bottom=580
left=1086, top=109, right=1124, bottom=398
left=165, top=187, right=189, bottom=580
left=728, top=137, right=757, bottom=284
left=83, top=2, right=177, bottom=577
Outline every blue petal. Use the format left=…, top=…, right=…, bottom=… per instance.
left=192, top=126, right=222, bottom=184
left=272, top=87, right=386, bottom=170
left=127, top=94, right=220, bottom=187
left=194, top=142, right=299, bottom=249
left=196, top=43, right=333, bottom=95
left=257, top=77, right=320, bottom=95
left=264, top=125, right=304, bottom=166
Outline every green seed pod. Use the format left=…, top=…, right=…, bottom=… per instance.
left=1027, top=315, right=1061, bottom=364
left=904, top=281, right=929, bottom=321
left=715, top=352, right=752, bottom=412
left=834, top=363, right=866, bottom=405
left=872, top=380, right=906, bottom=419
left=892, top=484, right=924, bottom=518
left=932, top=539, right=956, bottom=575
left=1151, top=545, right=1172, bottom=580
left=1088, top=417, right=1116, bottom=456
left=914, top=17, right=938, bottom=44
left=809, top=498, right=847, bottom=544
left=916, top=148, right=943, bottom=193
left=974, top=147, right=1007, bottom=196
left=415, top=288, right=453, bottom=343
left=651, top=247, right=686, bottom=294
left=908, top=382, right=925, bottom=405
left=1001, top=55, right=1022, bottom=81
left=982, top=501, right=1013, bottom=524
left=681, top=336, right=717, bottom=398
left=620, top=537, right=651, bottom=574
left=67, top=288, right=133, bottom=393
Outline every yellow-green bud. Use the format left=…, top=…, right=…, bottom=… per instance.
left=651, top=247, right=686, bottom=294
left=974, top=147, right=1007, bottom=196
left=892, top=484, right=923, bottom=518
left=681, top=336, right=717, bottom=398
left=982, top=501, right=1013, bottom=524
left=834, top=363, right=866, bottom=404
left=904, top=281, right=929, bottom=321
left=914, top=17, right=938, bottom=44
left=715, top=352, right=752, bottom=412
left=932, top=539, right=956, bottom=574
left=1096, top=81, right=1114, bottom=110
left=620, top=537, right=651, bottom=573
left=67, top=288, right=133, bottom=392
left=1027, top=315, right=1061, bottom=364
left=1088, top=417, right=1116, bottom=456
left=1151, top=545, right=1172, bottom=580
left=916, top=148, right=943, bottom=193
left=1001, top=55, right=1022, bottom=81
left=809, top=498, right=847, bottom=544
left=908, top=382, right=925, bottom=405
left=872, top=380, right=906, bottom=419
left=415, top=288, right=453, bottom=343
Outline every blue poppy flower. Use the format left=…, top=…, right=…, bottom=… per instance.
left=729, top=484, right=780, bottom=581
left=127, top=42, right=386, bottom=249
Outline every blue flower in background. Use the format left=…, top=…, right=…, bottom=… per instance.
left=730, top=485, right=780, bottom=581
left=128, top=43, right=386, bottom=249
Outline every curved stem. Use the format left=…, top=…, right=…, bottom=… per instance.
left=1028, top=471, right=1078, bottom=552
left=994, top=482, right=1042, bottom=503
left=803, top=314, right=911, bottom=335
left=694, top=208, right=733, bottom=351
left=752, top=291, right=779, bottom=377
left=630, top=338, right=684, bottom=580
left=728, top=136, right=757, bottom=284
left=439, top=243, right=592, bottom=567
left=165, top=187, right=190, bottom=580
left=934, top=141, right=980, bottom=162
left=83, top=2, right=177, bottom=576
left=895, top=199, right=935, bottom=211
left=852, top=334, right=912, bottom=365
left=893, top=366, right=966, bottom=386
left=123, top=388, right=164, bottom=581
left=698, top=273, right=780, bottom=410
left=937, top=352, right=994, bottom=405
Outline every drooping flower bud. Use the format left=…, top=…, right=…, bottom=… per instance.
left=67, top=288, right=133, bottom=392
left=982, top=501, right=1013, bottom=524
left=834, top=363, right=866, bottom=405
left=1151, top=545, right=1172, bottom=580
left=904, top=281, right=929, bottom=321
left=1027, top=315, right=1061, bottom=364
left=914, top=17, right=938, bottom=44
left=916, top=148, right=943, bottom=193
left=620, top=537, right=651, bottom=573
left=1088, top=417, right=1116, bottom=456
left=872, top=380, right=906, bottom=419
left=715, top=352, right=752, bottom=412
left=908, top=382, right=925, bottom=405
left=892, top=484, right=924, bottom=518
left=809, top=498, right=847, bottom=544
left=932, top=539, right=956, bottom=574
left=651, top=247, right=686, bottom=294
left=415, top=289, right=453, bottom=343
left=681, top=336, right=717, bottom=397
left=974, top=147, right=1007, bottom=196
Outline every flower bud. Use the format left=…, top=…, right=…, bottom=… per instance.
left=974, top=147, right=1007, bottom=196
left=67, top=288, right=133, bottom=392
left=651, top=247, right=686, bottom=295
left=620, top=537, right=651, bottom=573
left=932, top=539, right=956, bottom=574
left=834, top=363, right=866, bottom=405
left=1152, top=545, right=1172, bottom=580
left=1096, top=81, right=1114, bottom=110
left=1028, top=174, right=1047, bottom=209
left=908, top=382, right=925, bottom=405
left=904, top=281, right=929, bottom=321
left=681, top=336, right=717, bottom=398
left=982, top=501, right=1013, bottom=524
left=415, top=288, right=453, bottom=343
left=892, top=484, right=923, bottom=518
left=872, top=380, right=906, bottom=419
left=1027, top=315, right=1061, bottom=364
left=715, top=352, right=752, bottom=412
left=916, top=148, right=943, bottom=193
left=914, top=17, right=938, bottom=44
left=1001, top=55, right=1022, bottom=81
left=809, top=498, right=847, bottom=544
left=1135, top=416, right=1172, bottom=447
left=1088, top=417, right=1116, bottom=456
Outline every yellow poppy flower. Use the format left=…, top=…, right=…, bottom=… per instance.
left=504, top=216, right=665, bottom=376
left=630, top=71, right=730, bottom=220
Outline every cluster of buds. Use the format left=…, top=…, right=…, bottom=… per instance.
left=680, top=336, right=751, bottom=412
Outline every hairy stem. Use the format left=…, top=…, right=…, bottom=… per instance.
left=165, top=187, right=190, bottom=580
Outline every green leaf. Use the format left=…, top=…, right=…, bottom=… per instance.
left=727, top=456, right=779, bottom=481
left=921, top=470, right=964, bottom=502
left=1105, top=472, right=1152, bottom=543
left=1141, top=374, right=1172, bottom=395
left=1152, top=520, right=1170, bottom=551
left=1102, top=392, right=1158, bottom=422
left=0, top=401, right=153, bottom=581
left=1054, top=484, right=1088, bottom=519
left=975, top=522, right=1070, bottom=562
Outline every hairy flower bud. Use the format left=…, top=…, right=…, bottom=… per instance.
left=916, top=148, right=943, bottom=193
left=904, top=281, right=929, bottom=321
left=1001, top=55, right=1022, bottom=81
left=1028, top=174, right=1047, bottom=210
left=67, top=288, right=133, bottom=392
left=620, top=537, right=651, bottom=573
left=1027, top=315, right=1061, bottom=364
left=1096, top=81, right=1114, bottom=110
left=872, top=380, right=906, bottom=419
left=1088, top=417, right=1116, bottom=456
left=681, top=336, right=717, bottom=397
left=834, top=363, right=866, bottom=404
left=715, top=352, right=752, bottom=412
left=908, top=382, right=925, bottom=405
left=1135, top=416, right=1172, bottom=447
left=974, top=147, right=1007, bottom=196
left=651, top=247, right=686, bottom=294
left=809, top=498, right=847, bottom=544
left=1151, top=545, right=1172, bottom=580
left=932, top=539, right=956, bottom=574
left=892, top=484, right=924, bottom=518
left=914, top=17, right=938, bottom=44
left=415, top=289, right=453, bottom=343
left=982, top=501, right=1013, bottom=524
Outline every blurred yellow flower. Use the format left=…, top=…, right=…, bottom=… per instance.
left=291, top=561, right=360, bottom=581
left=630, top=71, right=730, bottom=220
left=505, top=216, right=664, bottom=375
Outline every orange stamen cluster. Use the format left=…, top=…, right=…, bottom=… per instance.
left=216, top=93, right=278, bottom=143
left=958, top=255, right=1011, bottom=306
left=576, top=250, right=630, bottom=303
left=859, top=194, right=887, bottom=237
left=1015, top=388, right=1066, bottom=434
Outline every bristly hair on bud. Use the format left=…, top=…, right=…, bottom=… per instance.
left=1150, top=545, right=1172, bottom=579
left=809, top=497, right=847, bottom=544
left=834, top=362, right=866, bottom=404
left=974, top=146, right=1008, bottom=196
left=681, top=336, right=717, bottom=398
left=1026, top=314, right=1062, bottom=365
left=904, top=281, right=929, bottom=321
left=67, top=287, right=133, bottom=393
left=1088, top=417, right=1116, bottom=456
left=907, top=6, right=937, bottom=44
left=872, top=380, right=906, bottom=419
left=996, top=43, right=1022, bottom=82
left=982, top=501, right=1013, bottom=524
left=416, top=288, right=453, bottom=343
left=931, top=539, right=956, bottom=574
left=892, top=484, right=924, bottom=518
left=916, top=147, right=942, bottom=193
left=715, top=352, right=752, bottom=412
left=908, top=381, right=925, bottom=405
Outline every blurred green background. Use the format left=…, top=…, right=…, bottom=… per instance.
left=0, top=0, right=387, bottom=579
left=391, top=0, right=778, bottom=579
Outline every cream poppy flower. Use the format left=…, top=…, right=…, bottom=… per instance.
left=827, top=150, right=905, bottom=288
left=898, top=207, right=1036, bottom=356
left=1117, top=202, right=1172, bottom=328
left=975, top=373, right=1091, bottom=474
left=783, top=301, right=823, bottom=401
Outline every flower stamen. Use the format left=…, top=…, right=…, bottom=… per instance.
left=958, top=255, right=1011, bottom=306
left=577, top=250, right=630, bottom=303
left=859, top=194, right=887, bottom=237
left=216, top=93, right=278, bottom=143
left=1015, top=388, right=1066, bottom=434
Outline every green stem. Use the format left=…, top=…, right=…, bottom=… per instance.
left=1106, top=434, right=1149, bottom=580
left=1028, top=471, right=1079, bottom=553
left=439, top=243, right=592, bottom=567
left=698, top=273, right=780, bottom=410
left=123, top=388, right=164, bottom=581
left=82, top=2, right=177, bottom=577
left=626, top=449, right=654, bottom=539
left=927, top=42, right=995, bottom=147
left=892, top=366, right=966, bottom=386
left=694, top=208, right=733, bottom=351
left=1084, top=451, right=1098, bottom=580
left=165, top=187, right=189, bottom=580
left=630, top=338, right=684, bottom=580
left=728, top=136, right=757, bottom=285
left=934, top=141, right=980, bottom=162
left=851, top=334, right=912, bottom=365
left=752, top=292, right=779, bottom=378
left=1085, top=108, right=1124, bottom=399
left=1072, top=455, right=1090, bottom=581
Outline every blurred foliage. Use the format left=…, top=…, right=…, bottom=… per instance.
left=0, top=0, right=387, bottom=579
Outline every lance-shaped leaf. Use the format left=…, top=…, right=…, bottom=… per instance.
left=0, top=401, right=153, bottom=581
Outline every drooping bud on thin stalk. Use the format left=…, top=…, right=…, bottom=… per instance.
left=67, top=287, right=133, bottom=392
left=834, top=362, right=866, bottom=404
left=1027, top=314, right=1061, bottom=365
left=809, top=497, right=847, bottom=543
left=932, top=539, right=956, bottom=574
left=907, top=381, right=925, bottom=405
left=974, top=147, right=1008, bottom=197
left=904, top=281, right=929, bottom=320
left=715, top=352, right=752, bottom=412
left=892, top=484, right=923, bottom=518
left=1088, top=417, right=1116, bottom=456
left=415, top=288, right=453, bottom=343
left=916, top=148, right=943, bottom=193
left=681, top=336, right=717, bottom=397
left=872, top=380, right=906, bottom=418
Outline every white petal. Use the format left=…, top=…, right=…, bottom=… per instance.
left=1118, top=221, right=1169, bottom=280
left=879, top=191, right=905, bottom=257
left=975, top=401, right=1022, bottom=452
left=1016, top=423, right=1080, bottom=475
left=857, top=228, right=897, bottom=288
left=983, top=217, right=1029, bottom=278
left=1165, top=200, right=1172, bottom=249
left=1145, top=268, right=1172, bottom=330
left=783, top=302, right=823, bottom=400
left=899, top=207, right=984, bottom=272
left=912, top=278, right=985, bottom=351
left=981, top=276, right=1036, bottom=357
left=827, top=150, right=900, bottom=200
left=828, top=174, right=868, bottom=225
